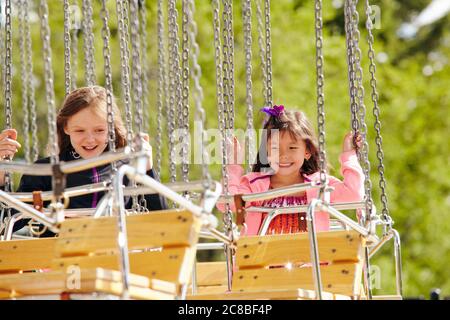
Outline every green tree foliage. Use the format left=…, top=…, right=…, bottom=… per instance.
left=0, top=0, right=448, bottom=297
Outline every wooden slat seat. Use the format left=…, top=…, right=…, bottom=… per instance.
left=0, top=268, right=173, bottom=300
left=189, top=230, right=364, bottom=300
left=0, top=209, right=202, bottom=299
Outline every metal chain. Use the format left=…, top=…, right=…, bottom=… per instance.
left=63, top=0, right=72, bottom=96
left=348, top=0, right=373, bottom=218
left=3, top=0, right=13, bottom=198
left=156, top=0, right=166, bottom=177
left=129, top=0, right=146, bottom=212
left=242, top=0, right=255, bottom=172
left=344, top=0, right=360, bottom=135
left=82, top=0, right=96, bottom=86
left=187, top=0, right=212, bottom=188
left=71, top=28, right=79, bottom=90
left=116, top=0, right=134, bottom=149
left=40, top=0, right=59, bottom=164
left=212, top=0, right=231, bottom=220
left=167, top=0, right=181, bottom=183
left=222, top=0, right=235, bottom=132
left=100, top=0, right=116, bottom=155
left=180, top=0, right=190, bottom=183
left=264, top=0, right=273, bottom=107
left=129, top=0, right=144, bottom=135
left=138, top=0, right=149, bottom=133
left=314, top=0, right=327, bottom=186
left=255, top=0, right=267, bottom=107
left=24, top=0, right=39, bottom=161
left=18, top=0, right=31, bottom=163
left=365, top=0, right=392, bottom=231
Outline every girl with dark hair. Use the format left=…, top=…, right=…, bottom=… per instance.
left=219, top=105, right=364, bottom=236
left=2, top=86, right=167, bottom=235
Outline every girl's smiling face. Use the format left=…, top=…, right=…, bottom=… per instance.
left=268, top=130, right=311, bottom=176
left=64, top=105, right=109, bottom=159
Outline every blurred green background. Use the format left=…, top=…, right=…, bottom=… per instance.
left=0, top=0, right=448, bottom=298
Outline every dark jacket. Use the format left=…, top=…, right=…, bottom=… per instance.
left=12, top=149, right=167, bottom=234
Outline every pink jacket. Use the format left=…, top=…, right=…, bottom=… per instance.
left=217, top=150, right=364, bottom=236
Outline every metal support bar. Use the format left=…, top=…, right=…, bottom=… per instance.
left=306, top=199, right=323, bottom=300
left=0, top=190, right=58, bottom=233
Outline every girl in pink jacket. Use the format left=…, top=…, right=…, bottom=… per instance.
left=220, top=106, right=364, bottom=236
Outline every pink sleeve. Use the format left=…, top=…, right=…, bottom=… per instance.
left=216, top=165, right=252, bottom=212
left=329, top=150, right=365, bottom=203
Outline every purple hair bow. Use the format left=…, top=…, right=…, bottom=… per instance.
left=260, top=105, right=285, bottom=117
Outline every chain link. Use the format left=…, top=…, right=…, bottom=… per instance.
left=100, top=0, right=116, bottom=157
left=138, top=0, right=149, bottom=133
left=168, top=0, right=182, bottom=184
left=242, top=0, right=255, bottom=172
left=3, top=0, right=13, bottom=205
left=63, top=0, right=72, bottom=96
left=71, top=28, right=79, bottom=91
left=365, top=0, right=392, bottom=232
left=348, top=0, right=373, bottom=218
left=180, top=0, right=190, bottom=183
left=344, top=0, right=360, bottom=134
left=40, top=0, right=59, bottom=164
left=314, top=0, right=327, bottom=186
left=156, top=0, right=166, bottom=177
left=129, top=0, right=144, bottom=136
left=24, top=0, right=39, bottom=161
left=129, top=0, right=146, bottom=212
left=82, top=0, right=96, bottom=86
left=255, top=0, right=267, bottom=107
left=116, top=0, right=134, bottom=150
left=187, top=0, right=212, bottom=189
left=264, top=0, right=273, bottom=107
left=212, top=0, right=232, bottom=229
left=18, top=0, right=31, bottom=163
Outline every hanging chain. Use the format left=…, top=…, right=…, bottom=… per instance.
left=222, top=0, right=235, bottom=132
left=129, top=0, right=144, bottom=135
left=116, top=0, right=134, bottom=150
left=40, top=0, right=59, bottom=164
left=82, top=0, right=96, bottom=86
left=187, top=0, right=212, bottom=189
left=264, top=0, right=273, bottom=107
left=344, top=0, right=360, bottom=135
left=100, top=0, right=116, bottom=156
left=212, top=0, right=231, bottom=224
left=242, top=0, right=255, bottom=172
left=71, top=28, right=79, bottom=90
left=63, top=0, right=72, bottom=96
left=138, top=0, right=149, bottom=133
left=18, top=0, right=31, bottom=163
left=255, top=0, right=267, bottom=107
left=221, top=0, right=235, bottom=239
left=167, top=0, right=182, bottom=184
left=348, top=0, right=373, bottom=218
left=180, top=0, right=190, bottom=184
left=129, top=0, right=146, bottom=212
left=3, top=0, right=13, bottom=202
left=365, top=0, right=392, bottom=232
left=24, top=0, right=39, bottom=161
left=156, top=0, right=166, bottom=177
left=314, top=0, right=327, bottom=187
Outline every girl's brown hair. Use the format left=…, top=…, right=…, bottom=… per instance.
left=252, top=109, right=321, bottom=175
left=56, top=86, right=127, bottom=154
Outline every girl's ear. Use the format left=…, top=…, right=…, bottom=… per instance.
left=305, top=150, right=311, bottom=160
left=64, top=125, right=69, bottom=135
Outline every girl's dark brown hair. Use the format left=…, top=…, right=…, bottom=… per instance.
left=56, top=86, right=127, bottom=154
left=252, top=109, right=321, bottom=175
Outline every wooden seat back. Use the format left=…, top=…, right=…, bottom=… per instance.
left=52, top=209, right=202, bottom=293
left=232, top=230, right=364, bottom=297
